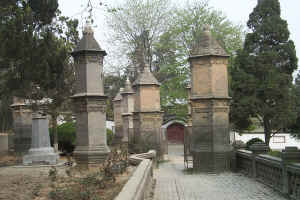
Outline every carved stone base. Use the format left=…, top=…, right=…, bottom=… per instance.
left=23, top=147, right=58, bottom=165
left=133, top=111, right=163, bottom=155
left=73, top=145, right=110, bottom=165
left=192, top=151, right=231, bottom=173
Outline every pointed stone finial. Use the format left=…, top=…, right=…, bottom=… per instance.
left=71, top=21, right=106, bottom=56
left=189, top=24, right=228, bottom=58
left=113, top=88, right=123, bottom=101
left=123, top=77, right=134, bottom=94
left=126, top=77, right=130, bottom=83
left=83, top=21, right=94, bottom=35
left=203, top=24, right=210, bottom=32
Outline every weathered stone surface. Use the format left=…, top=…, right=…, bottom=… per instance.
left=23, top=113, right=58, bottom=165
left=249, top=142, right=269, bottom=155
left=71, top=25, right=110, bottom=165
left=189, top=26, right=232, bottom=172
left=113, top=88, right=123, bottom=143
left=133, top=112, right=163, bottom=153
left=11, top=98, right=32, bottom=154
left=0, top=133, right=8, bottom=155
left=132, top=64, right=164, bottom=155
left=281, top=146, right=300, bottom=163
left=121, top=79, right=135, bottom=144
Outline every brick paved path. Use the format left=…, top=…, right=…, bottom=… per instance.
left=153, top=144, right=287, bottom=200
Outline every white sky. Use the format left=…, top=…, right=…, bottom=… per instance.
left=58, top=0, right=300, bottom=71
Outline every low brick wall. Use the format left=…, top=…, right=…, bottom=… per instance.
left=114, top=150, right=156, bottom=200
left=0, top=133, right=9, bottom=155
left=236, top=149, right=300, bottom=199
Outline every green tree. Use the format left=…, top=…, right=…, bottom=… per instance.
left=153, top=1, right=244, bottom=118
left=106, top=0, right=244, bottom=119
left=0, top=1, right=79, bottom=150
left=231, top=0, right=298, bottom=146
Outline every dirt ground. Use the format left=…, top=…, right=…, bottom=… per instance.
left=0, top=156, right=134, bottom=200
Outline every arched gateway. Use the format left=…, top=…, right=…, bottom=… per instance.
left=161, top=120, right=186, bottom=144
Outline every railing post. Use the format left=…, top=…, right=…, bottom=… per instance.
left=281, top=146, right=300, bottom=195
left=250, top=142, right=269, bottom=178
left=231, top=141, right=246, bottom=172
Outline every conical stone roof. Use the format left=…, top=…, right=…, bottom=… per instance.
left=190, top=25, right=228, bottom=58
left=71, top=24, right=107, bottom=56
left=122, top=78, right=134, bottom=94
left=133, top=63, right=160, bottom=87
left=113, top=88, right=123, bottom=101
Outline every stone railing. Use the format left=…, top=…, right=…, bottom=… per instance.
left=114, top=150, right=156, bottom=200
left=236, top=144, right=300, bottom=199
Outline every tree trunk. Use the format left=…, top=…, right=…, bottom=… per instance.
left=51, top=114, right=58, bottom=152
left=263, top=118, right=271, bottom=146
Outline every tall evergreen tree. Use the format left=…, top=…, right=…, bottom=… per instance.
left=231, top=0, right=298, bottom=145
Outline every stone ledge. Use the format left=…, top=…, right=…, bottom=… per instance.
left=114, top=150, right=156, bottom=200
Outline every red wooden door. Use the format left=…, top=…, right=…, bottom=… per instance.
left=167, top=123, right=184, bottom=144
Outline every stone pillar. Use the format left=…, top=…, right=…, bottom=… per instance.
left=121, top=78, right=135, bottom=144
left=11, top=97, right=32, bottom=154
left=281, top=146, right=300, bottom=194
left=113, top=88, right=123, bottom=143
left=23, top=113, right=58, bottom=165
left=249, top=142, right=269, bottom=178
left=189, top=25, right=232, bottom=172
left=132, top=64, right=163, bottom=155
left=71, top=24, right=110, bottom=165
left=184, top=84, right=192, bottom=156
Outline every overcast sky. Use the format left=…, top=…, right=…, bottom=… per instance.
left=59, top=0, right=300, bottom=71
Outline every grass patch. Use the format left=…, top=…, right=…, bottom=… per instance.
left=268, top=150, right=281, bottom=158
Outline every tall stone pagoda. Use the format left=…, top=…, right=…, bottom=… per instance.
left=121, top=78, right=135, bottom=144
left=71, top=24, right=110, bottom=165
left=113, top=88, right=123, bottom=143
left=189, top=25, right=231, bottom=172
left=132, top=63, right=163, bottom=154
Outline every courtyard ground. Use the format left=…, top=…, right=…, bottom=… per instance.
left=153, top=144, right=288, bottom=200
left=0, top=159, right=132, bottom=200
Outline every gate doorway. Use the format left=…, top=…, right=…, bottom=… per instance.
left=167, top=123, right=184, bottom=144
left=161, top=120, right=186, bottom=155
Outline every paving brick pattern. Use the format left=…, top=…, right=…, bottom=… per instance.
left=153, top=145, right=287, bottom=200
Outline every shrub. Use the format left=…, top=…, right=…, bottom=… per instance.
left=50, top=122, right=114, bottom=153
left=50, top=122, right=76, bottom=153
left=107, top=128, right=113, bottom=146
left=268, top=150, right=281, bottom=158
left=246, top=137, right=264, bottom=150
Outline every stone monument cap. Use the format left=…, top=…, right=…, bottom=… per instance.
left=132, top=63, right=161, bottom=87
left=71, top=23, right=106, bottom=56
left=122, top=78, right=134, bottom=94
left=189, top=24, right=228, bottom=58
